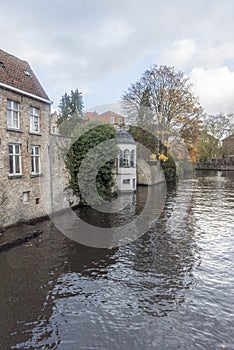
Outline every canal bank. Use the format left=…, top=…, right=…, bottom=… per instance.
left=0, top=222, right=43, bottom=252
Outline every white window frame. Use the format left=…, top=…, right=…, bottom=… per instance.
left=31, top=145, right=41, bottom=175
left=9, top=143, right=22, bottom=175
left=123, top=149, right=130, bottom=167
left=30, top=107, right=40, bottom=133
left=110, top=116, right=115, bottom=124
left=131, top=150, right=136, bottom=167
left=7, top=100, right=20, bottom=129
left=52, top=126, right=57, bottom=134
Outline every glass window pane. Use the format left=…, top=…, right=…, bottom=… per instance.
left=15, top=156, right=20, bottom=173
left=34, top=117, right=39, bottom=131
left=9, top=155, right=13, bottom=173
left=7, top=110, right=12, bottom=126
left=13, top=111, right=18, bottom=128
left=35, top=157, right=39, bottom=173
left=7, top=100, right=11, bottom=109
left=31, top=156, right=34, bottom=173
left=15, top=145, right=20, bottom=154
left=9, top=145, right=13, bottom=153
left=13, top=101, right=19, bottom=110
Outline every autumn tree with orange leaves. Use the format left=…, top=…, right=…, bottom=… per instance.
left=122, top=65, right=203, bottom=163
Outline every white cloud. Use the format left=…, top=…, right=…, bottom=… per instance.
left=157, top=39, right=197, bottom=70
left=190, top=67, right=234, bottom=114
left=1, top=0, right=234, bottom=112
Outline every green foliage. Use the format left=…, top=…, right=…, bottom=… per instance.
left=65, top=120, right=117, bottom=205
left=129, top=125, right=176, bottom=181
left=57, top=89, right=84, bottom=136
left=161, top=154, right=177, bottom=182
left=129, top=125, right=159, bottom=153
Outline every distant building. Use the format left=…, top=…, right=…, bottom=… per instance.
left=222, top=133, right=234, bottom=157
left=51, top=111, right=59, bottom=134
left=84, top=110, right=125, bottom=127
left=115, top=130, right=136, bottom=192
left=0, top=49, right=52, bottom=227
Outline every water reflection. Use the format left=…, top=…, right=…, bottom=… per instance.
left=0, top=172, right=233, bottom=349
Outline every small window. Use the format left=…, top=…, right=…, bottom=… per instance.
left=31, top=145, right=41, bottom=175
left=35, top=198, right=40, bottom=205
left=9, top=143, right=22, bottom=175
left=52, top=126, right=57, bottom=134
left=123, top=149, right=130, bottom=167
left=119, top=149, right=123, bottom=167
left=131, top=150, right=135, bottom=167
left=0, top=61, right=6, bottom=70
left=23, top=191, right=30, bottom=203
left=7, top=100, right=20, bottom=129
left=24, top=70, right=31, bottom=77
left=110, top=116, right=115, bottom=124
left=30, top=107, right=40, bottom=133
left=123, top=179, right=130, bottom=184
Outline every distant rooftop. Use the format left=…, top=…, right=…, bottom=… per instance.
left=117, top=130, right=135, bottom=144
left=0, top=49, right=50, bottom=102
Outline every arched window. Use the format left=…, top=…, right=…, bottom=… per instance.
left=123, top=149, right=130, bottom=167
left=131, top=150, right=135, bottom=167
left=119, top=149, right=123, bottom=167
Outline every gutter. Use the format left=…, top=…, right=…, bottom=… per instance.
left=0, top=82, right=53, bottom=105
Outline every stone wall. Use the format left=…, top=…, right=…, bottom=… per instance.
left=0, top=88, right=51, bottom=227
left=137, top=158, right=165, bottom=185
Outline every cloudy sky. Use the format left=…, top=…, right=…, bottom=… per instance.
left=1, top=0, right=234, bottom=114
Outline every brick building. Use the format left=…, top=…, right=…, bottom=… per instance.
left=84, top=110, right=125, bottom=126
left=0, top=49, right=52, bottom=228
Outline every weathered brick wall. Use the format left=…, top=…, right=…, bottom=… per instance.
left=0, top=87, right=51, bottom=227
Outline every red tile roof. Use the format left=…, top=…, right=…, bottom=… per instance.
left=99, top=111, right=124, bottom=119
left=0, top=49, right=50, bottom=101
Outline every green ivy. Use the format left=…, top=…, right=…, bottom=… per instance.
left=65, top=120, right=117, bottom=205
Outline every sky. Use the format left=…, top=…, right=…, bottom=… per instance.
left=1, top=0, right=234, bottom=115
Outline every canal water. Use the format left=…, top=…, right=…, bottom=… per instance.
left=0, top=171, right=233, bottom=349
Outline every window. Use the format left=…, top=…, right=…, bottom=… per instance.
left=110, top=116, right=115, bottom=124
left=123, top=179, right=130, bottom=184
left=24, top=70, right=31, bottom=77
left=9, top=144, right=22, bottom=175
left=123, top=149, right=130, bottom=167
left=7, top=100, right=19, bottom=129
left=52, top=126, right=57, bottom=134
left=23, top=191, right=30, bottom=203
left=31, top=146, right=40, bottom=174
left=131, top=150, right=136, bottom=167
left=30, top=107, right=40, bottom=133
left=119, top=149, right=123, bottom=167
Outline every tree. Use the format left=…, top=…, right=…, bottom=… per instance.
left=197, top=113, right=234, bottom=160
left=122, top=65, right=203, bottom=160
left=57, top=89, right=84, bottom=136
left=65, top=120, right=117, bottom=205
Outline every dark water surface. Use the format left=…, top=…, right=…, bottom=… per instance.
left=0, top=171, right=233, bottom=349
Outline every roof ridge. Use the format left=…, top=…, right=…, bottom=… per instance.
left=0, top=48, right=50, bottom=102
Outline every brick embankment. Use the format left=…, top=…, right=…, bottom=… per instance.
left=0, top=223, right=43, bottom=252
